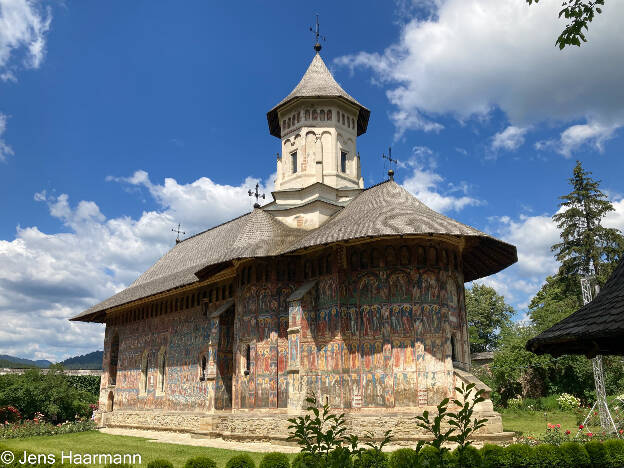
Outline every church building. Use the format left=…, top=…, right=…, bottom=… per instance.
left=73, top=45, right=517, bottom=442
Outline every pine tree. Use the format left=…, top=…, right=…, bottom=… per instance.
left=551, top=161, right=624, bottom=291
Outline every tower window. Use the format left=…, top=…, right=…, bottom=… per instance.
left=244, top=345, right=251, bottom=376
left=340, top=152, right=347, bottom=173
left=451, top=335, right=457, bottom=362
left=291, top=151, right=298, bottom=174
left=320, top=110, right=325, bottom=121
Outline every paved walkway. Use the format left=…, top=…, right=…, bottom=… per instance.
left=99, top=428, right=301, bottom=453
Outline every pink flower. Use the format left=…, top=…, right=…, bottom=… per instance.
left=556, top=424, right=561, bottom=428
left=587, top=432, right=593, bottom=437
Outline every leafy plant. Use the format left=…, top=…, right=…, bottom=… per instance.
left=225, top=454, right=255, bottom=468
left=388, top=448, right=417, bottom=468
left=559, top=442, right=591, bottom=468
left=183, top=456, right=217, bottom=468
left=447, top=383, right=488, bottom=454
left=147, top=459, right=174, bottom=468
left=259, top=452, right=290, bottom=468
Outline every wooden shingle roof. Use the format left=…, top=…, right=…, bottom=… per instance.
left=526, top=258, right=624, bottom=357
left=72, top=180, right=517, bottom=323
left=266, top=53, right=370, bottom=138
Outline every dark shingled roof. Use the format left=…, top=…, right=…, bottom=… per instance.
left=72, top=180, right=517, bottom=323
left=267, top=53, right=371, bottom=138
left=526, top=258, right=624, bottom=357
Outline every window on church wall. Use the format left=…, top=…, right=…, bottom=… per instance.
left=221, top=285, right=226, bottom=300
left=337, top=111, right=341, bottom=123
left=287, top=261, right=296, bottom=281
left=244, top=344, right=251, bottom=376
left=312, top=110, right=318, bottom=120
left=451, top=335, right=457, bottom=362
left=417, top=246, right=426, bottom=265
left=228, top=284, right=233, bottom=298
left=427, top=246, right=438, bottom=266
left=351, top=117, right=355, bottom=129
left=360, top=250, right=369, bottom=269
left=287, top=117, right=291, bottom=128
left=399, top=246, right=411, bottom=266
left=327, top=109, right=332, bottom=121
left=350, top=251, right=359, bottom=270
left=200, top=355, right=206, bottom=381
left=340, top=151, right=347, bottom=173
left=282, top=119, right=286, bottom=129
left=320, top=110, right=325, bottom=121
left=109, top=333, right=119, bottom=386
left=158, top=349, right=166, bottom=393
left=371, top=248, right=381, bottom=268
left=305, top=109, right=310, bottom=120
left=342, top=114, right=345, bottom=125
left=141, top=351, right=149, bottom=394
left=291, top=151, right=298, bottom=174
left=297, top=112, right=301, bottom=123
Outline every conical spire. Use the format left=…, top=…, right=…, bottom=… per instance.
left=267, top=53, right=370, bottom=138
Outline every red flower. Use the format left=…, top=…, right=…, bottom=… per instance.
left=587, top=432, right=593, bottom=437
left=620, top=429, right=624, bottom=435
left=556, top=424, right=561, bottom=428
left=579, top=424, right=584, bottom=429
left=566, top=430, right=571, bottom=435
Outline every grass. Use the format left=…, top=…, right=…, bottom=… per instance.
left=500, top=409, right=594, bottom=436
left=0, top=431, right=297, bottom=468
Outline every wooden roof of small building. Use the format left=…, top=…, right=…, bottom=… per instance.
left=72, top=180, right=517, bottom=323
left=526, top=257, right=624, bottom=357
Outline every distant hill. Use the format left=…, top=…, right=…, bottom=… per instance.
left=60, top=351, right=103, bottom=370
left=0, top=355, right=52, bottom=368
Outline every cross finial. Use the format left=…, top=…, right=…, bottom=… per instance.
left=248, top=182, right=266, bottom=208
left=382, top=147, right=399, bottom=181
left=172, top=223, right=186, bottom=244
left=310, top=14, right=325, bottom=53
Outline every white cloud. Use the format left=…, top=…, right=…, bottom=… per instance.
left=0, top=0, right=51, bottom=77
left=0, top=172, right=271, bottom=361
left=399, top=146, right=482, bottom=212
left=0, top=113, right=14, bottom=162
left=336, top=0, right=624, bottom=154
left=557, top=121, right=618, bottom=158
left=491, top=126, right=528, bottom=152
left=482, top=197, right=624, bottom=319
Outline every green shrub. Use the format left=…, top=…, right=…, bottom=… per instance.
left=184, top=456, right=217, bottom=468
left=604, top=439, right=624, bottom=467
left=532, top=444, right=562, bottom=468
left=326, top=447, right=352, bottom=468
left=480, top=444, right=506, bottom=468
left=503, top=444, right=533, bottom=468
left=225, top=454, right=256, bottom=468
left=452, top=445, right=481, bottom=467
left=584, top=441, right=610, bottom=468
left=259, top=452, right=290, bottom=468
left=559, top=442, right=590, bottom=468
left=290, top=453, right=318, bottom=468
left=418, top=446, right=457, bottom=467
left=388, top=448, right=418, bottom=468
left=353, top=449, right=388, bottom=468
left=147, top=460, right=174, bottom=468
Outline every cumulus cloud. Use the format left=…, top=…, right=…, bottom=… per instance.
left=0, top=0, right=51, bottom=79
left=0, top=172, right=271, bottom=361
left=336, top=0, right=624, bottom=154
left=491, top=126, right=528, bottom=152
left=399, top=146, right=482, bottom=212
left=0, top=113, right=14, bottom=162
left=536, top=121, right=619, bottom=158
left=480, top=197, right=624, bottom=317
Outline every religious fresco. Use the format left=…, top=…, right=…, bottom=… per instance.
left=100, top=242, right=469, bottom=415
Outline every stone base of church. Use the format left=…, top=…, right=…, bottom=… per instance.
left=97, top=407, right=513, bottom=445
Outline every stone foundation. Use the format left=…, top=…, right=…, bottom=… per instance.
left=98, top=407, right=511, bottom=444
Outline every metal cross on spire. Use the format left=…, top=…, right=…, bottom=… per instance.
left=171, top=223, right=186, bottom=244
left=248, top=182, right=265, bottom=208
left=310, top=14, right=325, bottom=53
left=382, top=147, right=399, bottom=181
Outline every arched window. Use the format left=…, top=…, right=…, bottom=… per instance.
left=337, top=111, right=341, bottom=123
left=351, top=117, right=355, bottom=129
left=312, top=110, right=318, bottom=120
left=141, top=351, right=149, bottom=394
left=451, top=335, right=457, bottom=362
left=287, top=117, right=291, bottom=128
left=305, top=109, right=310, bottom=120
left=158, top=349, right=166, bottom=393
left=297, top=112, right=301, bottom=123
left=109, top=333, right=119, bottom=386
left=342, top=114, right=346, bottom=125
left=244, top=345, right=251, bottom=376
left=320, top=110, right=325, bottom=121
left=327, top=110, right=332, bottom=121
left=282, top=119, right=286, bottom=129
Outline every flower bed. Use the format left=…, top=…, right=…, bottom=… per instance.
left=0, top=419, right=95, bottom=439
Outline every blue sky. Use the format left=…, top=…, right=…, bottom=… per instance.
left=1, top=0, right=623, bottom=361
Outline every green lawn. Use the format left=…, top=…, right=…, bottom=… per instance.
left=500, top=409, right=590, bottom=436
left=1, top=431, right=296, bottom=468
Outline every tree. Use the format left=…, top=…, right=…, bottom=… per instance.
left=529, top=274, right=580, bottom=332
left=526, top=0, right=605, bottom=49
left=465, top=284, right=514, bottom=353
left=552, top=161, right=624, bottom=293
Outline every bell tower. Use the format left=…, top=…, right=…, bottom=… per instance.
left=264, top=47, right=370, bottom=230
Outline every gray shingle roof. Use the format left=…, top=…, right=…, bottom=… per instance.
left=72, top=180, right=517, bottom=323
left=267, top=53, right=371, bottom=138
left=71, top=209, right=304, bottom=322
left=287, top=181, right=517, bottom=282
left=526, top=258, right=624, bottom=357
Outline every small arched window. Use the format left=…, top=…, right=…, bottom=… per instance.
left=158, top=350, right=166, bottom=393
left=200, top=355, right=207, bottom=381
left=282, top=119, right=286, bottom=129
left=342, top=114, right=346, bottom=125
left=305, top=109, right=310, bottom=120
left=312, top=110, right=318, bottom=120
left=320, top=110, right=325, bottom=121
left=297, top=112, right=301, bottom=123
left=351, top=117, right=355, bottom=129
left=327, top=110, right=332, bottom=121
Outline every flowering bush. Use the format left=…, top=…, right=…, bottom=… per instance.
left=541, top=423, right=570, bottom=446
left=0, top=418, right=95, bottom=439
left=0, top=406, right=21, bottom=424
left=507, top=397, right=523, bottom=409
left=557, top=393, right=581, bottom=411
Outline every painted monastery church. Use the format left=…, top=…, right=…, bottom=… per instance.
left=73, top=47, right=517, bottom=442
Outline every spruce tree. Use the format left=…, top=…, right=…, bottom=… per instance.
left=551, top=161, right=624, bottom=291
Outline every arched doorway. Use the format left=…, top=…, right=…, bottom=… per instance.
left=106, top=391, right=114, bottom=412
